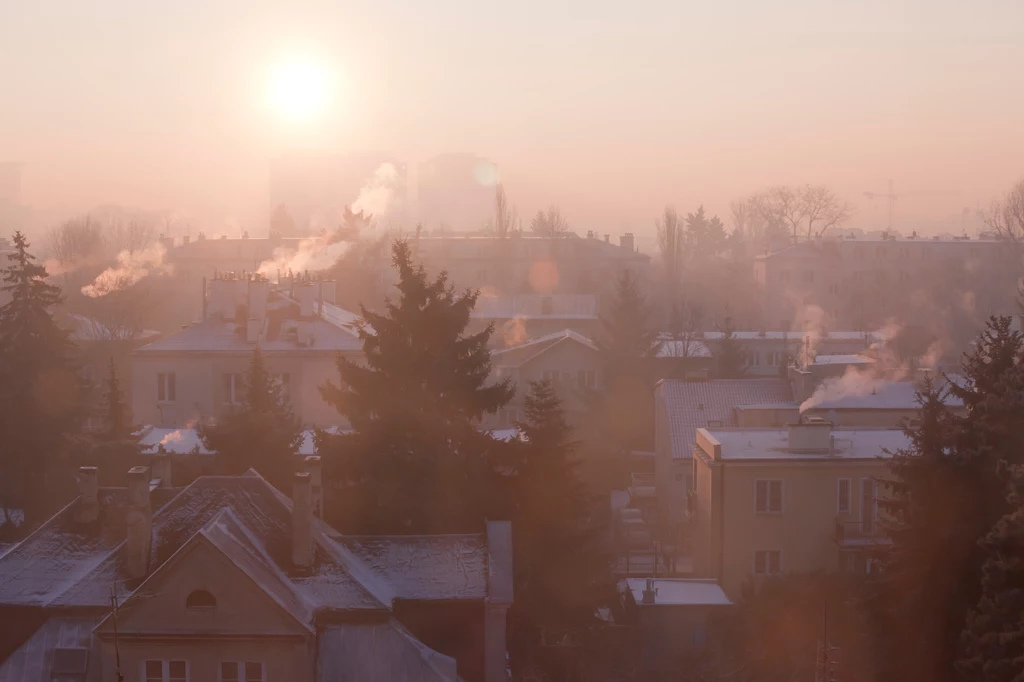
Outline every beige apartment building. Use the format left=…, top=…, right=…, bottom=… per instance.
left=688, top=421, right=905, bottom=597
left=131, top=275, right=361, bottom=428
left=753, top=235, right=1016, bottom=331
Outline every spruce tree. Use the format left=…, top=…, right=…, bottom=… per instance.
left=200, top=346, right=303, bottom=488
left=589, top=269, right=659, bottom=468
left=507, top=381, right=613, bottom=676
left=0, top=232, right=83, bottom=524
left=98, top=357, right=134, bottom=442
left=318, top=240, right=513, bottom=533
left=959, top=463, right=1024, bottom=681
left=713, top=315, right=746, bottom=378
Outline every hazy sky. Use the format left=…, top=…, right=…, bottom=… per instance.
left=2, top=0, right=1022, bottom=242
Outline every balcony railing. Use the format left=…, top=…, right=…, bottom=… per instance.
left=834, top=518, right=890, bottom=546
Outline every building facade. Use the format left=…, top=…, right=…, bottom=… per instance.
left=688, top=422, right=904, bottom=597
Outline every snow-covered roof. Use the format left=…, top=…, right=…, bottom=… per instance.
left=318, top=621, right=459, bottom=682
left=134, top=314, right=361, bottom=354
left=66, top=313, right=161, bottom=343
left=809, top=379, right=965, bottom=411
left=0, top=473, right=505, bottom=612
left=623, top=578, right=731, bottom=607
left=659, top=379, right=797, bottom=460
left=704, top=427, right=908, bottom=460
left=811, top=354, right=874, bottom=366
left=491, top=329, right=598, bottom=367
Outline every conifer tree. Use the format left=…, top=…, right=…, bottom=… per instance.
left=713, top=315, right=746, bottom=378
left=98, top=357, right=135, bottom=442
left=0, top=232, right=83, bottom=523
left=958, top=463, right=1024, bottom=681
left=507, top=381, right=613, bottom=675
left=318, top=240, right=513, bottom=533
left=589, top=269, right=659, bottom=463
left=200, top=346, right=303, bottom=488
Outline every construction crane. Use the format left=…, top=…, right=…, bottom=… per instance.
left=863, top=179, right=959, bottom=230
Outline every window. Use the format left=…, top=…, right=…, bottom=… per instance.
left=220, top=662, right=265, bottom=682
left=900, top=270, right=911, bottom=283
left=754, top=550, right=782, bottom=575
left=186, top=589, right=216, bottom=610
left=145, top=660, right=188, bottom=682
left=875, top=246, right=885, bottom=258
left=837, top=479, right=851, bottom=514
left=780, top=270, right=791, bottom=284
left=157, top=373, right=176, bottom=402
left=755, top=480, right=783, bottom=513
left=541, top=370, right=557, bottom=384
left=561, top=371, right=573, bottom=386
left=862, top=478, right=877, bottom=532
left=899, top=247, right=909, bottom=258
left=854, top=246, right=864, bottom=258
left=223, top=373, right=243, bottom=405
left=802, top=270, right=815, bottom=283
left=828, top=283, right=840, bottom=296
left=51, top=647, right=89, bottom=681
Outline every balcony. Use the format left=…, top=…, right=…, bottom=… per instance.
left=629, top=473, right=656, bottom=500
left=686, top=488, right=698, bottom=519
left=834, top=518, right=890, bottom=547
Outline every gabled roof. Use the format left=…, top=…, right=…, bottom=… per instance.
left=133, top=314, right=361, bottom=354
left=658, top=379, right=797, bottom=460
left=492, top=329, right=598, bottom=367
left=0, top=474, right=503, bottom=614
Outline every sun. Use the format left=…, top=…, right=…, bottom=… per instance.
left=267, top=56, right=331, bottom=122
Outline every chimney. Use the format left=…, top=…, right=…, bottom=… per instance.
left=787, top=418, right=832, bottom=453
left=248, top=276, right=269, bottom=324
left=641, top=578, right=657, bottom=604
left=126, top=466, right=153, bottom=579
left=208, top=277, right=236, bottom=320
left=604, top=234, right=610, bottom=243
left=76, top=466, right=99, bottom=524
left=201, top=277, right=208, bottom=320
left=319, top=280, right=337, bottom=305
left=246, top=317, right=262, bottom=343
left=292, top=472, right=314, bottom=569
left=151, top=453, right=172, bottom=488
left=620, top=233, right=635, bottom=252
left=298, top=283, right=315, bottom=318
left=304, top=456, right=323, bottom=519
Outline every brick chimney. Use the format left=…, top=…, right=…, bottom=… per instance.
left=292, top=472, right=314, bottom=569
left=126, top=466, right=153, bottom=579
left=303, top=456, right=323, bottom=519
left=76, top=466, right=99, bottom=524
left=298, top=283, right=315, bottom=318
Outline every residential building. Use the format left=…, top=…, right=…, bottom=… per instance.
left=799, top=374, right=966, bottom=426
left=391, top=232, right=650, bottom=297
left=619, top=578, right=731, bottom=672
left=753, top=235, right=1017, bottom=330
left=654, top=379, right=797, bottom=548
left=486, top=329, right=601, bottom=428
left=0, top=464, right=513, bottom=682
left=688, top=421, right=906, bottom=597
left=697, top=330, right=887, bottom=377
left=131, top=275, right=361, bottom=428
left=164, top=234, right=305, bottom=285
left=472, top=294, right=600, bottom=346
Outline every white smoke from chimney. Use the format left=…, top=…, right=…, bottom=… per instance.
left=81, top=243, right=170, bottom=297
left=799, top=365, right=888, bottom=413
left=257, top=234, right=349, bottom=278
left=351, top=162, right=403, bottom=219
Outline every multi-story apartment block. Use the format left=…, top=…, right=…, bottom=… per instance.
left=131, top=275, right=361, bottom=429
left=753, top=235, right=1017, bottom=331
left=687, top=421, right=905, bottom=597
left=0, top=463, right=512, bottom=682
left=394, top=232, right=650, bottom=297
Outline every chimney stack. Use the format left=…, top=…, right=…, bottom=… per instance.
left=246, top=317, right=262, bottom=344
left=304, top=456, right=323, bottom=519
left=319, top=280, right=337, bottom=306
left=151, top=453, right=172, bottom=488
left=126, top=466, right=153, bottom=579
left=76, top=466, right=99, bottom=524
left=620, top=232, right=635, bottom=252
left=298, top=283, right=315, bottom=318
left=642, top=578, right=657, bottom=604
left=292, top=472, right=314, bottom=569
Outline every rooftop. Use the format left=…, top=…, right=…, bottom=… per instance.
left=809, top=378, right=965, bottom=412
left=473, top=294, right=598, bottom=320
left=623, top=578, right=731, bottom=607
left=659, top=379, right=797, bottom=460
left=702, top=427, right=908, bottom=461
left=492, top=329, right=598, bottom=366
left=811, top=354, right=875, bottom=366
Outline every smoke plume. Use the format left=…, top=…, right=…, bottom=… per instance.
left=257, top=233, right=349, bottom=277
left=351, top=162, right=404, bottom=218
left=81, top=243, right=169, bottom=297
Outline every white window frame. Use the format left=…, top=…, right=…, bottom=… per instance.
left=837, top=478, right=852, bottom=514
left=219, top=661, right=266, bottom=682
left=755, top=479, right=783, bottom=514
left=143, top=659, right=189, bottom=682
left=753, top=550, right=783, bottom=576
left=157, top=373, right=176, bottom=403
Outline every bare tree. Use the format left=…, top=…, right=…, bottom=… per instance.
left=656, top=206, right=683, bottom=293
left=46, top=215, right=105, bottom=266
left=530, top=205, right=571, bottom=237
left=664, top=299, right=705, bottom=363
left=106, top=217, right=156, bottom=256
left=493, top=184, right=520, bottom=239
left=987, top=179, right=1024, bottom=244
left=801, top=185, right=854, bottom=239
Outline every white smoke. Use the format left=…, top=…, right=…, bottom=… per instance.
left=799, top=365, right=889, bottom=413
left=257, top=234, right=349, bottom=278
left=351, top=163, right=404, bottom=219
left=81, top=243, right=169, bottom=297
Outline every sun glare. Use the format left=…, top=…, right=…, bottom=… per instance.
left=267, top=56, right=331, bottom=122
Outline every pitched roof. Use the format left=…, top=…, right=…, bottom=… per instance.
left=0, top=474, right=499, bottom=614
left=0, top=617, right=98, bottom=682
left=318, top=621, right=459, bottom=682
left=491, top=329, right=598, bottom=367
left=659, top=379, right=797, bottom=460
left=134, top=314, right=361, bottom=354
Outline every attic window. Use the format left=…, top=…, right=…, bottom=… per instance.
left=186, top=589, right=216, bottom=610
left=51, top=647, right=89, bottom=679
